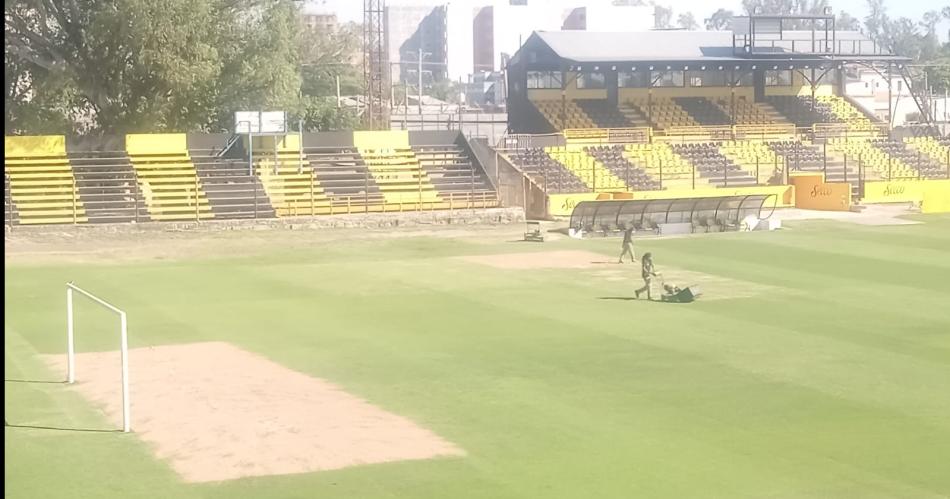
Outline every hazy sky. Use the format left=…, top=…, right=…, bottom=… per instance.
left=315, top=0, right=948, bottom=25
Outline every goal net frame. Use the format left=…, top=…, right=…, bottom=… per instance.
left=66, top=282, right=131, bottom=432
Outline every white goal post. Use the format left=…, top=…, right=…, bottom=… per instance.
left=66, top=282, right=131, bottom=433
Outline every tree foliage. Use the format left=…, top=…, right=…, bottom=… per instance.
left=741, top=0, right=830, bottom=29
left=860, top=0, right=949, bottom=92
left=299, top=21, right=362, bottom=99
left=300, top=96, right=360, bottom=132
left=677, top=12, right=699, bottom=30
left=705, top=9, right=734, bottom=30
left=836, top=11, right=861, bottom=31
left=652, top=3, right=673, bottom=29
left=3, top=0, right=342, bottom=135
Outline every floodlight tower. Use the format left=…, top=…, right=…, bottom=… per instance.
left=363, top=0, right=389, bottom=130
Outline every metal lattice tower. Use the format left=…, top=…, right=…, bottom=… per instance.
left=363, top=0, right=388, bottom=130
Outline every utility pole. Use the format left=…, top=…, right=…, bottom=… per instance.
left=418, top=47, right=424, bottom=115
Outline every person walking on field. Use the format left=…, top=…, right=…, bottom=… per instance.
left=635, top=252, right=659, bottom=300
left=618, top=226, right=636, bottom=263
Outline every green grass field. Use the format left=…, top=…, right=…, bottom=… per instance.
left=5, top=216, right=950, bottom=499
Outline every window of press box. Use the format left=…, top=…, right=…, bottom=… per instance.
left=652, top=70, right=685, bottom=87
left=577, top=72, right=606, bottom=89
left=527, top=71, right=562, bottom=89
left=765, top=69, right=793, bottom=86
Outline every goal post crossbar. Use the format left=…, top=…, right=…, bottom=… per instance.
left=66, top=282, right=131, bottom=433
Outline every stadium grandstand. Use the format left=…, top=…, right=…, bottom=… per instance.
left=3, top=130, right=498, bottom=226
left=499, top=14, right=949, bottom=219
left=4, top=13, right=949, bottom=228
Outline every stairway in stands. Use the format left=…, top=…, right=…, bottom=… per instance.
left=251, top=138, right=332, bottom=217
left=575, top=100, right=636, bottom=128
left=306, top=147, right=386, bottom=210
left=358, top=148, right=442, bottom=208
left=190, top=151, right=275, bottom=219
left=618, top=104, right=650, bottom=128
left=718, top=141, right=780, bottom=184
left=625, top=98, right=698, bottom=130
left=4, top=135, right=88, bottom=225
left=70, top=150, right=148, bottom=223
left=353, top=131, right=441, bottom=209
left=670, top=143, right=756, bottom=187
left=674, top=97, right=731, bottom=125
left=412, top=144, right=498, bottom=208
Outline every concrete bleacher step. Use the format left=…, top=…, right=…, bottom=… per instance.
left=193, top=158, right=276, bottom=219
left=71, top=154, right=148, bottom=224
left=3, top=175, right=19, bottom=226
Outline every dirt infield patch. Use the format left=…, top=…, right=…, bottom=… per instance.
left=457, top=250, right=612, bottom=270
left=43, top=342, right=463, bottom=483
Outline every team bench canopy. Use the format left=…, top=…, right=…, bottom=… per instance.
left=569, top=194, right=777, bottom=232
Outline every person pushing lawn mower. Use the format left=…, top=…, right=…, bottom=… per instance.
left=634, top=252, right=658, bottom=300
left=634, top=252, right=702, bottom=303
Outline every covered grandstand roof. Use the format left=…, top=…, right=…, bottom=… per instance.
left=524, top=30, right=909, bottom=64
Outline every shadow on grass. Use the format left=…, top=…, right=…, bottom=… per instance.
left=4, top=421, right=120, bottom=434
left=598, top=297, right=680, bottom=304
left=4, top=379, right=66, bottom=384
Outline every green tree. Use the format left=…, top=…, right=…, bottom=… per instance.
left=677, top=12, right=699, bottom=30
left=836, top=11, right=861, bottom=30
left=705, top=9, right=734, bottom=30
left=741, top=0, right=830, bottom=29
left=429, top=79, right=462, bottom=103
left=299, top=21, right=362, bottom=99
left=863, top=0, right=889, bottom=45
left=925, top=45, right=950, bottom=94
left=652, top=4, right=673, bottom=29
left=300, top=96, right=360, bottom=132
left=5, top=0, right=302, bottom=135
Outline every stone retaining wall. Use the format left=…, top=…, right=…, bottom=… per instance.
left=5, top=208, right=525, bottom=235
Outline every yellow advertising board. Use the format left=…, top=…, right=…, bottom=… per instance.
left=860, top=179, right=950, bottom=213
left=921, top=180, right=950, bottom=214
left=547, top=192, right=612, bottom=217
left=790, top=173, right=851, bottom=211
left=862, top=181, right=925, bottom=203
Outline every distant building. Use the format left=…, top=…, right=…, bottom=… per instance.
left=301, top=2, right=339, bottom=31
left=384, top=0, right=654, bottom=90
left=842, top=67, right=950, bottom=129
